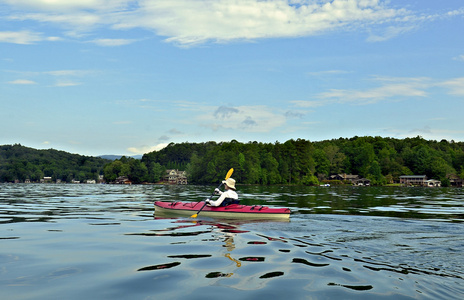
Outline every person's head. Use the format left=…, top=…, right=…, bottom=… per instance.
left=222, top=178, right=236, bottom=190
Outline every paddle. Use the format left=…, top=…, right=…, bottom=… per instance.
left=191, top=168, right=234, bottom=218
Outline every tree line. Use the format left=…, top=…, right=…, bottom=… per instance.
left=0, top=144, right=109, bottom=183
left=3, top=136, right=464, bottom=186
left=108, top=136, right=464, bottom=186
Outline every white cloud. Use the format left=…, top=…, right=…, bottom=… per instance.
left=7, top=69, right=97, bottom=87
left=90, top=38, right=137, bottom=46
left=127, top=143, right=168, bottom=154
left=45, top=70, right=92, bottom=76
left=366, top=25, right=416, bottom=42
left=0, top=30, right=43, bottom=44
left=2, top=0, right=416, bottom=46
left=54, top=80, right=82, bottom=87
left=47, top=36, right=62, bottom=41
left=3, top=0, right=130, bottom=11
left=440, top=77, right=464, bottom=96
left=320, top=83, right=427, bottom=104
left=9, top=13, right=103, bottom=35
left=446, top=8, right=464, bottom=17
left=199, top=105, right=286, bottom=133
left=317, top=77, right=430, bottom=104
left=8, top=79, right=37, bottom=85
left=3, top=1, right=463, bottom=47
left=131, top=0, right=407, bottom=46
left=453, top=55, right=464, bottom=62
left=294, top=76, right=464, bottom=109
left=291, top=100, right=329, bottom=108
left=8, top=69, right=95, bottom=78
left=0, top=30, right=61, bottom=44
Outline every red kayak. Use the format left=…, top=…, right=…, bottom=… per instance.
left=154, top=201, right=291, bottom=219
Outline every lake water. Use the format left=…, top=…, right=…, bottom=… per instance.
left=1, top=184, right=463, bottom=299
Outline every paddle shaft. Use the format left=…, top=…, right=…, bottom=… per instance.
left=193, top=182, right=224, bottom=215
left=191, top=168, right=233, bottom=218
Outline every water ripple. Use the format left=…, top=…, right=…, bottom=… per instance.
left=1, top=184, right=463, bottom=299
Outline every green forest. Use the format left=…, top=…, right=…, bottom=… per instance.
left=116, top=136, right=464, bottom=186
left=0, top=144, right=109, bottom=183
left=2, top=136, right=464, bottom=186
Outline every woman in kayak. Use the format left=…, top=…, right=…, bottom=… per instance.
left=206, top=178, right=239, bottom=207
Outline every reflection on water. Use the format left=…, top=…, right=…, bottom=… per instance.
left=225, top=253, right=241, bottom=267
left=129, top=217, right=463, bottom=298
left=137, top=262, right=181, bottom=271
left=0, top=184, right=463, bottom=299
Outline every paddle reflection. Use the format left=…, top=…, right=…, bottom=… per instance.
left=210, top=220, right=243, bottom=273
left=135, top=218, right=247, bottom=277
left=225, top=253, right=241, bottom=267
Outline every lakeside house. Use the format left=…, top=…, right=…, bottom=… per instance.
left=115, top=176, right=132, bottom=185
left=425, top=179, right=441, bottom=187
left=447, top=174, right=463, bottom=187
left=354, top=178, right=371, bottom=186
left=399, top=175, right=442, bottom=187
left=329, top=173, right=360, bottom=182
left=400, top=175, right=427, bottom=186
left=163, top=169, right=188, bottom=185
left=40, top=176, right=53, bottom=183
left=330, top=174, right=360, bottom=183
left=328, top=174, right=371, bottom=186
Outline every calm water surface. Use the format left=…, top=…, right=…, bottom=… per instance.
left=1, top=184, right=463, bottom=299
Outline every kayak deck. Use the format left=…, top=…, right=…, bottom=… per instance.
left=154, top=201, right=291, bottom=219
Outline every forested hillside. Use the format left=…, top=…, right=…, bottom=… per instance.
left=0, top=144, right=109, bottom=183
left=141, top=136, right=464, bottom=186
left=3, top=136, right=464, bottom=186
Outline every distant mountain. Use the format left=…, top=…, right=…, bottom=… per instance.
left=99, top=155, right=143, bottom=160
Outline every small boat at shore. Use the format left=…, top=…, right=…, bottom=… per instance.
left=154, top=201, right=291, bottom=220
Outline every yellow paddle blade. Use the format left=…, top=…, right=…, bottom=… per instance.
left=190, top=213, right=198, bottom=218
left=225, top=168, right=234, bottom=180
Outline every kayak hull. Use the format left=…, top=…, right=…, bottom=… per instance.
left=154, top=201, right=291, bottom=219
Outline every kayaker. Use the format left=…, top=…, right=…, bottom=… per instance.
left=206, top=178, right=239, bottom=207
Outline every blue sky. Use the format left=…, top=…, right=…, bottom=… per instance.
left=1, top=0, right=464, bottom=156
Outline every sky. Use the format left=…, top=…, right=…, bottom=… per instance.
left=1, top=0, right=464, bottom=156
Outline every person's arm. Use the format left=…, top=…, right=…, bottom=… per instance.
left=207, top=192, right=227, bottom=207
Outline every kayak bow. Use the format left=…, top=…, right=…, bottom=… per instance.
left=155, top=201, right=291, bottom=220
